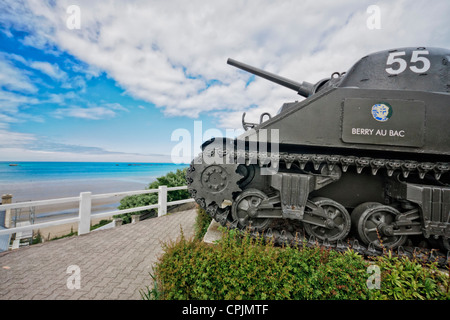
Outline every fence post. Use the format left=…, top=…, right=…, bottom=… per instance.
left=1, top=194, right=12, bottom=228
left=78, top=192, right=92, bottom=235
left=158, top=186, right=167, bottom=217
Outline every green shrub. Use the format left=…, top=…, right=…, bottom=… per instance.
left=194, top=207, right=212, bottom=240
left=116, top=168, right=189, bottom=224
left=148, top=227, right=450, bottom=300
left=116, top=193, right=158, bottom=224
left=90, top=219, right=112, bottom=231
left=368, top=252, right=450, bottom=300
left=151, top=230, right=364, bottom=300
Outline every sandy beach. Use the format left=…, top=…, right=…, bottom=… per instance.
left=1, top=178, right=151, bottom=240
left=31, top=197, right=127, bottom=240
left=1, top=177, right=149, bottom=202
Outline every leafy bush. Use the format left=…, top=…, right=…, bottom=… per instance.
left=194, top=207, right=212, bottom=240
left=150, top=230, right=368, bottom=300
left=368, top=252, right=450, bottom=300
left=146, top=208, right=450, bottom=300
left=116, top=168, right=189, bottom=224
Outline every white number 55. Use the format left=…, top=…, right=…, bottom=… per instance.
left=385, top=50, right=430, bottom=75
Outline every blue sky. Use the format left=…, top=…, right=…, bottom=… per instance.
left=0, top=0, right=449, bottom=162
left=0, top=27, right=218, bottom=162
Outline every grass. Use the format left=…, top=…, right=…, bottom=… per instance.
left=30, top=219, right=113, bottom=243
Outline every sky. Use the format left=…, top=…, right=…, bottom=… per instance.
left=0, top=0, right=449, bottom=163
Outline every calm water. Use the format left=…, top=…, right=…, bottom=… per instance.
left=0, top=161, right=188, bottom=183
left=0, top=162, right=188, bottom=202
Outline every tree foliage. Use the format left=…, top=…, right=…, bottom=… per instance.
left=116, top=168, right=189, bottom=224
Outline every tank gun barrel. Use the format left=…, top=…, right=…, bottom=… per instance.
left=227, top=58, right=314, bottom=98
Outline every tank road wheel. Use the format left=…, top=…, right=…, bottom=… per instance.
left=352, top=202, right=407, bottom=250
left=303, top=197, right=351, bottom=242
left=231, top=189, right=272, bottom=231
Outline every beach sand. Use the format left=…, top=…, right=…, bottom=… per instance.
left=32, top=198, right=125, bottom=240
left=1, top=178, right=151, bottom=240
left=14, top=199, right=196, bottom=241
left=35, top=215, right=110, bottom=241
left=1, top=177, right=149, bottom=202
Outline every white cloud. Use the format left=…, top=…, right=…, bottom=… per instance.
left=29, top=61, right=68, bottom=81
left=0, top=52, right=88, bottom=125
left=3, top=0, right=450, bottom=132
left=0, top=125, right=171, bottom=162
left=0, top=55, right=38, bottom=93
left=26, top=58, right=87, bottom=90
left=0, top=129, right=36, bottom=146
left=53, top=106, right=113, bottom=120
left=0, top=146, right=172, bottom=162
left=52, top=104, right=126, bottom=120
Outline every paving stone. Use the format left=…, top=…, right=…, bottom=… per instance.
left=0, top=209, right=197, bottom=300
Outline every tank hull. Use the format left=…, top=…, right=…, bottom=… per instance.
left=240, top=87, right=450, bottom=160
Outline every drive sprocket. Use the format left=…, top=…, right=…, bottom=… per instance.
left=187, top=143, right=242, bottom=210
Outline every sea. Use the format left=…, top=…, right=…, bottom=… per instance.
left=0, top=161, right=189, bottom=221
left=0, top=161, right=188, bottom=184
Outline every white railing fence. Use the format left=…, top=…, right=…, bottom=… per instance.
left=0, top=185, right=194, bottom=237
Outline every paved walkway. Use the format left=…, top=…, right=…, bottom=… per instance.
left=0, top=209, right=197, bottom=300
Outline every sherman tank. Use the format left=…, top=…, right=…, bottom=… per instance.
left=187, top=47, right=450, bottom=260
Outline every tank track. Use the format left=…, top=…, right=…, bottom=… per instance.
left=186, top=149, right=450, bottom=268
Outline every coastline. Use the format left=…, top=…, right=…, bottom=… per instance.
left=0, top=162, right=189, bottom=242
left=32, top=198, right=123, bottom=240
left=0, top=177, right=151, bottom=240
left=0, top=177, right=150, bottom=202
